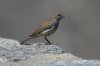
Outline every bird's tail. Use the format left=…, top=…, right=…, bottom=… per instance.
left=20, top=37, right=33, bottom=45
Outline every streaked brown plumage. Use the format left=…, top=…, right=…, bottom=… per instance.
left=21, top=12, right=64, bottom=44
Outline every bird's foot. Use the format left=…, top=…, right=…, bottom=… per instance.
left=45, top=42, right=53, bottom=45
left=20, top=43, right=32, bottom=45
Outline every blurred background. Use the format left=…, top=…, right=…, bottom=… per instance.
left=0, top=0, right=100, bottom=59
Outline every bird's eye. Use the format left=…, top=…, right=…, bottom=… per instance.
left=58, top=14, right=61, bottom=16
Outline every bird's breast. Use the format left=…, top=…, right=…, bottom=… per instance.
left=42, top=22, right=59, bottom=36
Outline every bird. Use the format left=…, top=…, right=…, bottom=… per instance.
left=21, top=12, right=64, bottom=45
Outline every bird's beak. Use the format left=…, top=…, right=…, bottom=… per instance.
left=60, top=14, right=64, bottom=18
left=61, top=15, right=65, bottom=19
left=62, top=15, right=65, bottom=18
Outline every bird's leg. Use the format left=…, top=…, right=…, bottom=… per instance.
left=21, top=37, right=33, bottom=45
left=44, top=36, right=52, bottom=44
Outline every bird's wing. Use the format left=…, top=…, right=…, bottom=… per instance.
left=29, top=19, right=54, bottom=37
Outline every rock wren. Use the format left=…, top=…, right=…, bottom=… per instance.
left=21, top=12, right=64, bottom=45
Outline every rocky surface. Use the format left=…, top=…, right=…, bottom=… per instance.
left=0, top=37, right=80, bottom=62
left=19, top=60, right=100, bottom=66
left=0, top=37, right=100, bottom=66
left=0, top=37, right=65, bottom=62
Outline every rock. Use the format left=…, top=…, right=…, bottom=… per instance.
left=0, top=37, right=99, bottom=66
left=0, top=37, right=65, bottom=62
left=0, top=59, right=100, bottom=66
left=29, top=60, right=100, bottom=66
left=0, top=37, right=20, bottom=50
left=24, top=53, right=81, bottom=64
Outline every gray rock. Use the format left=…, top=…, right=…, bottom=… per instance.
left=0, top=37, right=64, bottom=62
left=0, top=60, right=100, bottom=66
left=31, top=60, right=100, bottom=66
left=0, top=37, right=100, bottom=66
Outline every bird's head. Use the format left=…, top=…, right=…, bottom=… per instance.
left=52, top=12, right=64, bottom=21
